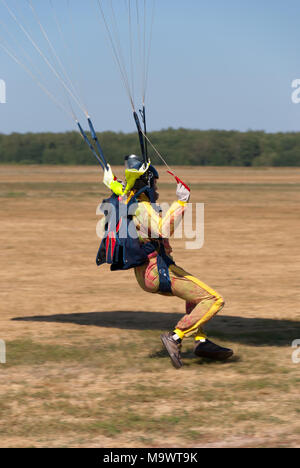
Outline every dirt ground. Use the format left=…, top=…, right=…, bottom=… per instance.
left=0, top=165, right=300, bottom=448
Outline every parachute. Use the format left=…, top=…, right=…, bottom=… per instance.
left=0, top=0, right=174, bottom=172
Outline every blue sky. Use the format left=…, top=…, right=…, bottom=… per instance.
left=1, top=0, right=300, bottom=134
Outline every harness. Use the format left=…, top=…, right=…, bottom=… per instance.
left=96, top=187, right=174, bottom=293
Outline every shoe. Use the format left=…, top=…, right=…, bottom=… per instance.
left=194, top=339, right=233, bottom=361
left=160, top=333, right=183, bottom=369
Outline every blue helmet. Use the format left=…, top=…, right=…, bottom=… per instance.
left=124, top=154, right=144, bottom=171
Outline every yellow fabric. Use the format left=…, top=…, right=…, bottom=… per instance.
left=173, top=328, right=185, bottom=340
left=172, top=265, right=222, bottom=299
left=123, top=162, right=151, bottom=194
left=132, top=198, right=224, bottom=341
left=109, top=179, right=124, bottom=196
left=194, top=332, right=208, bottom=342
left=135, top=258, right=225, bottom=340
left=178, top=296, right=224, bottom=338
left=124, top=170, right=144, bottom=194
left=124, top=191, right=136, bottom=205
left=134, top=200, right=186, bottom=240
left=168, top=265, right=225, bottom=338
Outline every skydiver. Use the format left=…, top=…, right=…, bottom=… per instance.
left=99, top=155, right=233, bottom=368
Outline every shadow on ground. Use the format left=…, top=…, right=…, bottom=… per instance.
left=12, top=311, right=300, bottom=347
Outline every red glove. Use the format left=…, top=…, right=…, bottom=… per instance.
left=167, top=171, right=191, bottom=203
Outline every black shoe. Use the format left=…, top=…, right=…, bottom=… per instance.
left=160, top=333, right=183, bottom=369
left=194, top=339, right=233, bottom=361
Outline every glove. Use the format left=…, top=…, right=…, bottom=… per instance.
left=103, top=164, right=114, bottom=188
left=103, top=164, right=123, bottom=196
left=176, top=182, right=190, bottom=203
left=167, top=171, right=191, bottom=203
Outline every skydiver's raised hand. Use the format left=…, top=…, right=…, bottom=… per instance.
left=103, top=164, right=123, bottom=196
left=167, top=171, right=191, bottom=203
left=176, top=181, right=190, bottom=203
left=103, top=164, right=114, bottom=189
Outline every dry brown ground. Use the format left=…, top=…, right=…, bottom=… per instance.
left=0, top=165, right=300, bottom=448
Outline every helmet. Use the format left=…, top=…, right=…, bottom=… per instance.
left=123, top=155, right=159, bottom=200
left=124, top=154, right=144, bottom=171
left=124, top=154, right=149, bottom=194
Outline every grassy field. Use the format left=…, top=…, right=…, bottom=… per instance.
left=0, top=165, right=300, bottom=448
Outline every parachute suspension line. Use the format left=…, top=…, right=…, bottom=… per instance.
left=96, top=1, right=153, bottom=162
left=144, top=0, right=155, bottom=104
left=0, top=17, right=48, bottom=86
left=127, top=0, right=135, bottom=106
left=0, top=5, right=76, bottom=122
left=141, top=130, right=173, bottom=174
left=59, top=0, right=110, bottom=170
left=124, top=0, right=149, bottom=163
left=142, top=0, right=146, bottom=103
left=48, top=0, right=77, bottom=110
left=26, top=0, right=88, bottom=118
left=132, top=0, right=147, bottom=162
left=135, top=0, right=143, bottom=103
left=108, top=0, right=134, bottom=107
left=28, top=0, right=79, bottom=104
left=65, top=92, right=78, bottom=123
left=0, top=38, right=74, bottom=121
left=52, top=0, right=100, bottom=164
left=95, top=1, right=165, bottom=171
left=0, top=1, right=106, bottom=170
left=64, top=0, right=91, bottom=116
left=139, top=0, right=157, bottom=165
left=96, top=0, right=135, bottom=111
left=48, top=0, right=88, bottom=116
left=0, top=0, right=87, bottom=118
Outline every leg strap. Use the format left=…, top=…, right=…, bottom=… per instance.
left=157, top=244, right=174, bottom=293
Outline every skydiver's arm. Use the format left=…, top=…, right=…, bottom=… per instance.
left=134, top=178, right=190, bottom=238
left=133, top=201, right=162, bottom=239
left=103, top=164, right=124, bottom=196
left=160, top=181, right=190, bottom=236
left=161, top=201, right=187, bottom=238
left=134, top=199, right=187, bottom=239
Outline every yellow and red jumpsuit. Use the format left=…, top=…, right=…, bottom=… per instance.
left=132, top=193, right=225, bottom=341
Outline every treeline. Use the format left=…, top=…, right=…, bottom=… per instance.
left=1, top=128, right=300, bottom=166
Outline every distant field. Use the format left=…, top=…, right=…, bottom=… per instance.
left=0, top=165, right=300, bottom=448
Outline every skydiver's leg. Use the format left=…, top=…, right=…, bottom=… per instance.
left=135, top=260, right=225, bottom=335
left=135, top=260, right=232, bottom=367
left=168, top=264, right=233, bottom=361
left=134, top=257, right=160, bottom=294
left=168, top=264, right=225, bottom=339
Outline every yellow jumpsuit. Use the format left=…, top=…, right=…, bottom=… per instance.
left=132, top=193, right=225, bottom=341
